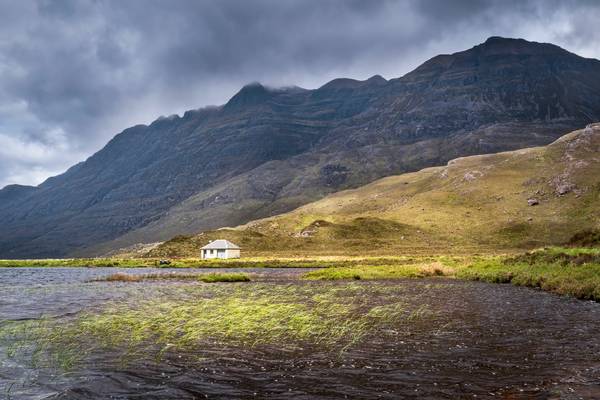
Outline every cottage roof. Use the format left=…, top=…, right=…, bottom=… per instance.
left=201, top=239, right=240, bottom=250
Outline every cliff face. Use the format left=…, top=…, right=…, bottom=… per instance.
left=2, top=37, right=600, bottom=258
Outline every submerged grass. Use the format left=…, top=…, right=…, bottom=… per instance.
left=0, top=283, right=432, bottom=370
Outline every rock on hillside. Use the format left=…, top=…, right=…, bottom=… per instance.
left=2, top=37, right=600, bottom=258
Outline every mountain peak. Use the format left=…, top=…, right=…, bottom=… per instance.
left=475, top=36, right=569, bottom=56
left=483, top=36, right=514, bottom=44
left=403, top=36, right=579, bottom=80
left=318, top=75, right=387, bottom=92
left=318, top=78, right=362, bottom=90
left=366, top=74, right=387, bottom=84
left=0, top=184, right=37, bottom=203
left=225, top=82, right=273, bottom=109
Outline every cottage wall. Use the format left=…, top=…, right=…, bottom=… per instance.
left=201, top=249, right=216, bottom=259
left=225, top=249, right=241, bottom=259
left=201, top=248, right=240, bottom=259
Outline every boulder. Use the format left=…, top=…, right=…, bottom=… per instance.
left=556, top=183, right=575, bottom=196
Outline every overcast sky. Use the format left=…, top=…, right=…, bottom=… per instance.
left=1, top=0, right=599, bottom=188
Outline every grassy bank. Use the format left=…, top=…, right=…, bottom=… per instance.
left=456, top=259, right=600, bottom=300
left=3, top=248, right=600, bottom=300
left=304, top=262, right=456, bottom=280
left=456, top=247, right=600, bottom=300
left=304, top=247, right=600, bottom=301
left=0, top=258, right=170, bottom=268
left=97, top=272, right=251, bottom=283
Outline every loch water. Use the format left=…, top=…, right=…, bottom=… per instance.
left=1, top=267, right=600, bottom=399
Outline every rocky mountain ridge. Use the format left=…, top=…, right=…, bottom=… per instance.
left=2, top=37, right=600, bottom=258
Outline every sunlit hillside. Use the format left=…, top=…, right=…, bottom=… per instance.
left=151, top=124, right=600, bottom=257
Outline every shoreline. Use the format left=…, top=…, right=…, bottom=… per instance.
left=2, top=247, right=600, bottom=301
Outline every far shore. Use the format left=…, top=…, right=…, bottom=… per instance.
left=2, top=247, right=600, bottom=301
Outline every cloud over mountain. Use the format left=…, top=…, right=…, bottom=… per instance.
left=1, top=0, right=600, bottom=188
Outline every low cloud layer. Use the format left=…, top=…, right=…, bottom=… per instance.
left=1, top=0, right=599, bottom=188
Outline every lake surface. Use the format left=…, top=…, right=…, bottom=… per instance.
left=1, top=267, right=600, bottom=399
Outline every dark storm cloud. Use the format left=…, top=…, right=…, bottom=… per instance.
left=0, top=0, right=599, bottom=187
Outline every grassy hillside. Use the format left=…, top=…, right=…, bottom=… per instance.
left=149, top=124, right=600, bottom=258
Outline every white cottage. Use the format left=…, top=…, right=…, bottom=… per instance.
left=200, top=239, right=241, bottom=259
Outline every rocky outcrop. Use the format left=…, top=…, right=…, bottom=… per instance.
left=2, top=37, right=600, bottom=258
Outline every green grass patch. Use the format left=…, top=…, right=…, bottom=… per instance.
left=303, top=248, right=600, bottom=301
left=457, top=256, right=600, bottom=300
left=508, top=246, right=600, bottom=266
left=303, top=262, right=455, bottom=280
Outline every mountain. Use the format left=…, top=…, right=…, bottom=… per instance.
left=150, top=124, right=600, bottom=257
left=0, top=184, right=37, bottom=205
left=2, top=37, right=600, bottom=258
